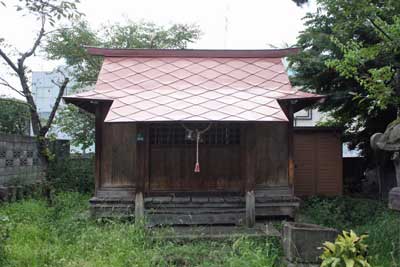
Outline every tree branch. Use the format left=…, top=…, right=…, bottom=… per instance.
left=368, top=17, right=393, bottom=41
left=20, top=15, right=46, bottom=63
left=43, top=26, right=72, bottom=37
left=0, top=48, right=19, bottom=73
left=42, top=77, right=69, bottom=135
left=0, top=76, right=25, bottom=97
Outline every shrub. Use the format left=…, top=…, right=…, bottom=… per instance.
left=47, top=155, right=94, bottom=194
left=320, top=230, right=371, bottom=267
left=300, top=196, right=385, bottom=229
left=300, top=196, right=399, bottom=266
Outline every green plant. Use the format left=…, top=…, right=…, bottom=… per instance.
left=0, top=215, right=10, bottom=265
left=300, top=196, right=385, bottom=229
left=47, top=156, right=94, bottom=194
left=0, top=98, right=30, bottom=135
left=300, top=196, right=399, bottom=266
left=320, top=230, right=371, bottom=267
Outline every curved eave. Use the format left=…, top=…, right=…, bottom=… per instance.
left=278, top=95, right=325, bottom=113
left=63, top=96, right=112, bottom=114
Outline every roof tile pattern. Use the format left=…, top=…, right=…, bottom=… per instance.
left=65, top=56, right=321, bottom=122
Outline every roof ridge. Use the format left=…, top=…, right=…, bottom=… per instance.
left=86, top=47, right=300, bottom=58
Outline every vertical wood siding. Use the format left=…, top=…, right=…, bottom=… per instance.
left=99, top=121, right=136, bottom=188
left=293, top=130, right=342, bottom=196
left=255, top=122, right=289, bottom=187
left=95, top=120, right=291, bottom=193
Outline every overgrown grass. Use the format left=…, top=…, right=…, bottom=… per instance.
left=0, top=192, right=281, bottom=267
left=1, top=193, right=399, bottom=266
left=299, top=196, right=400, bottom=267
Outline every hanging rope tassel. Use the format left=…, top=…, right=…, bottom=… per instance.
left=194, top=131, right=200, bottom=173
left=182, top=123, right=212, bottom=173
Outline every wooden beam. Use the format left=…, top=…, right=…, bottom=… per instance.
left=287, top=104, right=295, bottom=192
left=244, top=124, right=257, bottom=192
left=240, top=125, right=246, bottom=193
left=243, top=124, right=256, bottom=228
left=136, top=123, right=145, bottom=194
left=144, top=124, right=150, bottom=193
left=245, top=190, right=255, bottom=227
left=94, top=104, right=103, bottom=195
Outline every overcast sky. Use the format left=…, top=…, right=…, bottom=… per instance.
left=0, top=0, right=316, bottom=98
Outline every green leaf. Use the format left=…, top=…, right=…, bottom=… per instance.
left=344, top=257, right=355, bottom=267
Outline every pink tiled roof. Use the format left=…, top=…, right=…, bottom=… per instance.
left=64, top=49, right=323, bottom=122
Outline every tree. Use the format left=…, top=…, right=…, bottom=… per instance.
left=47, top=20, right=201, bottom=149
left=0, top=98, right=30, bottom=135
left=323, top=0, right=400, bottom=114
left=0, top=0, right=82, bottom=167
left=55, top=104, right=94, bottom=154
left=288, top=0, right=399, bottom=159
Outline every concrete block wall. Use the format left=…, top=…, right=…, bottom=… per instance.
left=0, top=134, right=44, bottom=185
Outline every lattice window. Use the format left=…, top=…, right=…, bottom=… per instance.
left=149, top=123, right=240, bottom=145
left=0, top=150, right=5, bottom=158
left=27, top=150, right=34, bottom=158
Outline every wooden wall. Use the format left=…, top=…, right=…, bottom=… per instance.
left=293, top=128, right=342, bottom=196
left=147, top=122, right=290, bottom=193
left=96, top=104, right=137, bottom=193
left=254, top=122, right=289, bottom=188
left=149, top=145, right=242, bottom=192
left=100, top=122, right=137, bottom=188
left=95, top=111, right=291, bottom=196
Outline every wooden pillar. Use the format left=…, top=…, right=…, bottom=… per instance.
left=287, top=103, right=295, bottom=193
left=135, top=191, right=144, bottom=221
left=144, top=125, right=150, bottom=193
left=245, top=190, right=255, bottom=227
left=135, top=123, right=148, bottom=221
left=94, top=104, right=103, bottom=195
left=135, top=123, right=147, bottom=194
left=243, top=124, right=256, bottom=227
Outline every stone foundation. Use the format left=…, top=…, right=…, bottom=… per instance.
left=89, top=192, right=300, bottom=225
left=89, top=197, right=135, bottom=218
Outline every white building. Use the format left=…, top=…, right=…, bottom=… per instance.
left=31, top=70, right=73, bottom=119
left=31, top=70, right=94, bottom=153
left=294, top=108, right=325, bottom=127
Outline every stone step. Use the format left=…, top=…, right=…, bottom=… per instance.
left=145, top=196, right=244, bottom=204
left=146, top=211, right=245, bottom=226
left=146, top=207, right=245, bottom=214
left=146, top=202, right=245, bottom=209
